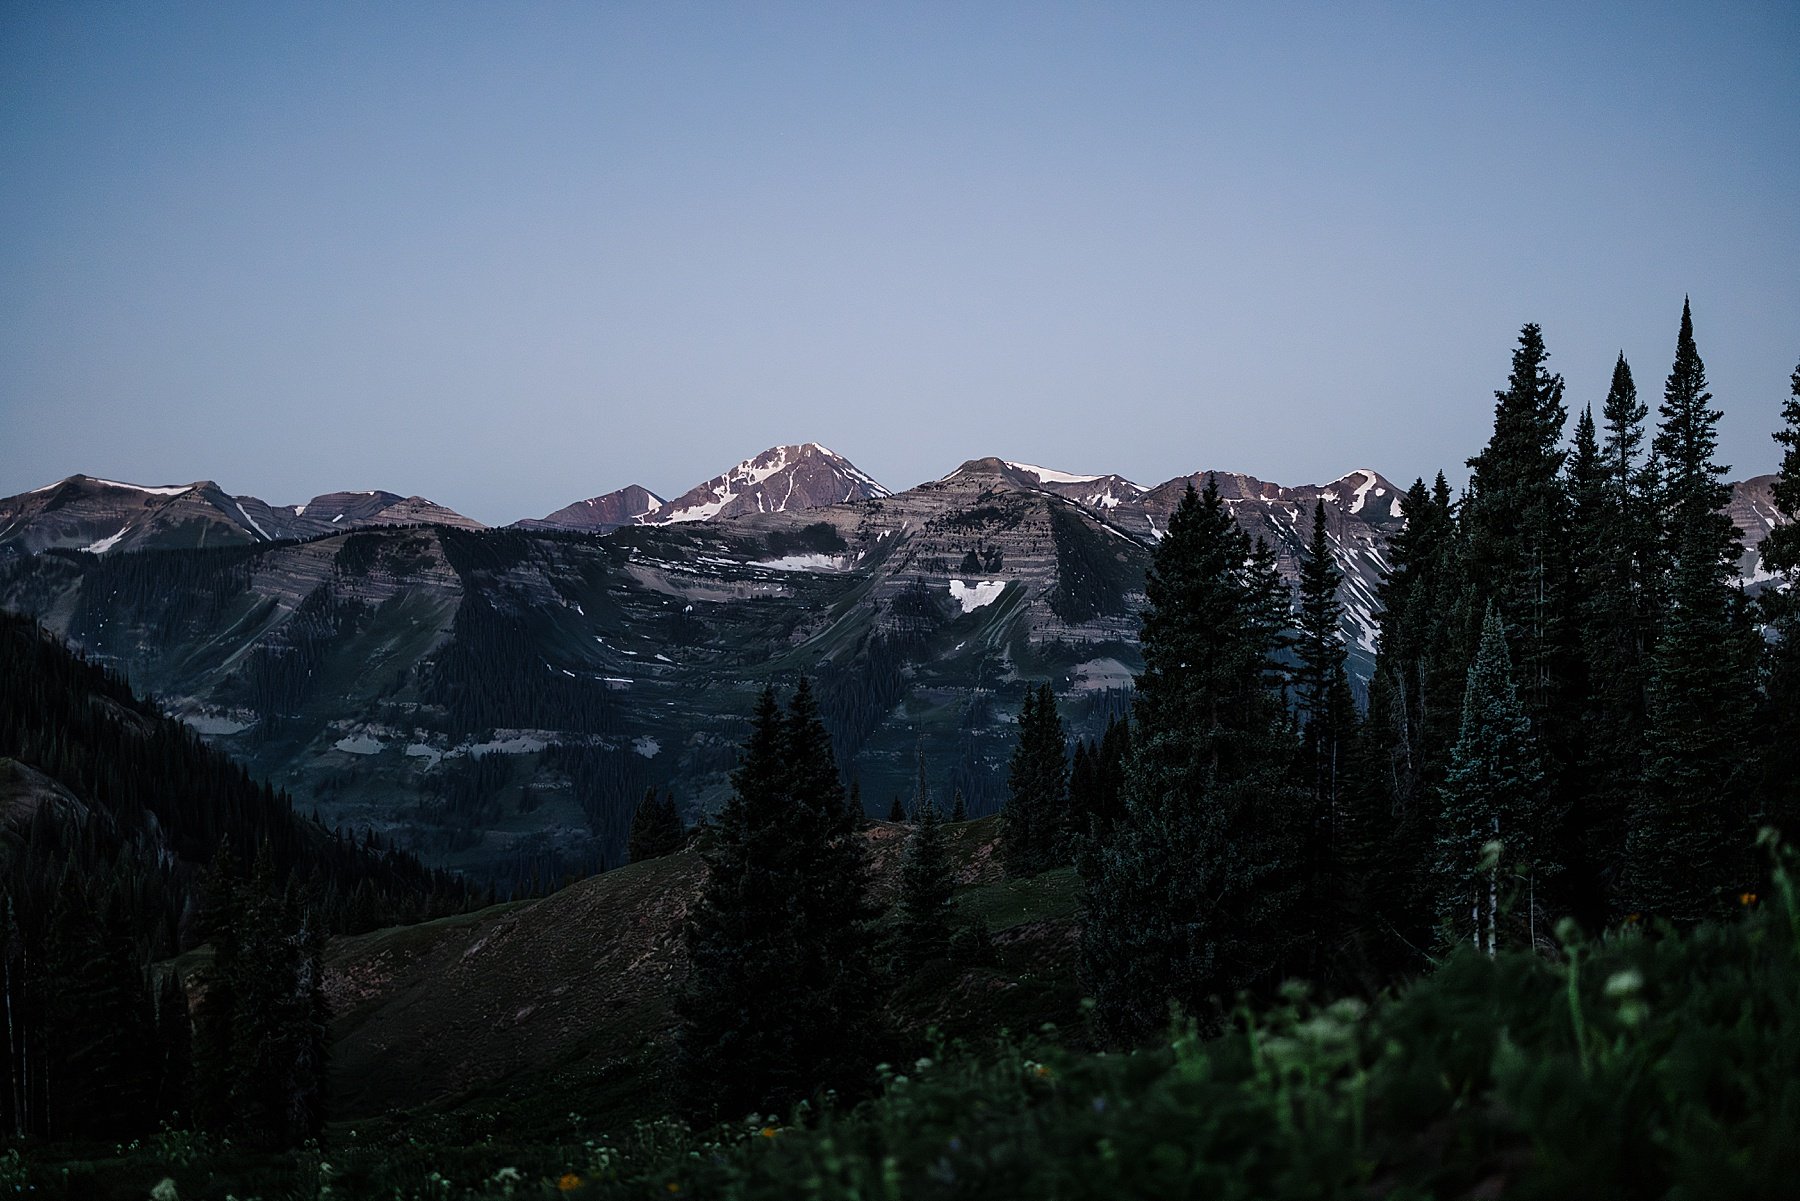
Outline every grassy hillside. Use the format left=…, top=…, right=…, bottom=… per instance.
left=322, top=815, right=1082, bottom=1126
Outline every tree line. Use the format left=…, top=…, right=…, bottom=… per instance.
left=681, top=300, right=1800, bottom=1116
left=0, top=611, right=472, bottom=1142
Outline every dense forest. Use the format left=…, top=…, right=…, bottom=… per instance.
left=0, top=611, right=473, bottom=1141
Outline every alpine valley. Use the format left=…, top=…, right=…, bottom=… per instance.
left=0, top=443, right=1782, bottom=883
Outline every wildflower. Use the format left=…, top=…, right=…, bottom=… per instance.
left=1033, top=1063, right=1054, bottom=1080
left=557, top=1174, right=583, bottom=1193
left=760, top=1126, right=779, bottom=1139
left=1604, top=969, right=1644, bottom=998
left=1625, top=912, right=1643, bottom=924
left=1739, top=891, right=1758, bottom=907
left=666, top=1184, right=682, bottom=1195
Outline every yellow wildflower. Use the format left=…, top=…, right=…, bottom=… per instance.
left=557, top=1173, right=583, bottom=1192
left=760, top=1126, right=779, bottom=1139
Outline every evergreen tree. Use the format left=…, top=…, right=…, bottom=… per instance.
left=154, top=969, right=192, bottom=1126
left=1000, top=684, right=1069, bottom=876
left=678, top=683, right=874, bottom=1120
left=949, top=788, right=967, bottom=822
left=1755, top=363, right=1800, bottom=844
left=1081, top=478, right=1305, bottom=1043
left=887, top=794, right=907, bottom=823
left=892, top=791, right=954, bottom=972
left=629, top=787, right=684, bottom=862
left=1622, top=300, right=1757, bottom=923
left=1761, top=361, right=1800, bottom=576
left=912, top=733, right=931, bottom=821
left=1291, top=500, right=1360, bottom=973
left=1435, top=605, right=1552, bottom=955
left=1354, top=473, right=1471, bottom=976
left=1460, top=323, right=1576, bottom=870
left=191, top=845, right=242, bottom=1135
left=1463, top=322, right=1573, bottom=716
left=1566, top=355, right=1663, bottom=922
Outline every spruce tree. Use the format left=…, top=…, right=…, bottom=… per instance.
left=949, top=788, right=967, bottom=822
left=1463, top=322, right=1573, bottom=715
left=1081, top=478, right=1305, bottom=1043
left=1292, top=499, right=1359, bottom=973
left=1461, top=323, right=1576, bottom=863
left=893, top=792, right=954, bottom=972
left=1761, top=361, right=1800, bottom=576
left=1755, top=363, right=1800, bottom=844
left=628, top=787, right=684, bottom=862
left=1000, top=684, right=1069, bottom=876
left=678, top=683, right=874, bottom=1119
left=191, top=844, right=242, bottom=1135
left=1435, top=605, right=1551, bottom=954
left=1622, top=300, right=1756, bottom=923
left=1356, top=472, right=1471, bottom=974
left=912, top=733, right=931, bottom=822
left=1566, top=355, right=1662, bottom=921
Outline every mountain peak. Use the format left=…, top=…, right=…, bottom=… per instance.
left=645, top=443, right=889, bottom=525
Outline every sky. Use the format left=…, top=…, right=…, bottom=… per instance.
left=2, top=2, right=1797, bottom=526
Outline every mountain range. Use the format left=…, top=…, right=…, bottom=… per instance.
left=0, top=444, right=1786, bottom=880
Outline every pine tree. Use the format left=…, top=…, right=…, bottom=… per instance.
left=191, top=844, right=242, bottom=1135
left=1566, top=355, right=1662, bottom=922
left=629, top=788, right=684, bottom=862
left=1463, top=322, right=1573, bottom=719
left=912, top=732, right=931, bottom=821
left=1761, top=362, right=1800, bottom=576
left=1000, top=684, right=1069, bottom=876
left=1435, top=605, right=1551, bottom=954
left=949, top=788, right=967, bottom=822
left=893, top=791, right=954, bottom=972
left=678, top=683, right=874, bottom=1119
left=1460, top=323, right=1576, bottom=881
left=1755, top=363, right=1800, bottom=844
left=887, top=794, right=907, bottom=823
left=1355, top=473, right=1471, bottom=975
left=1622, top=300, right=1757, bottom=923
left=1081, top=478, right=1305, bottom=1043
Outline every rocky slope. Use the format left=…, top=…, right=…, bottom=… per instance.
left=0, top=475, right=483, bottom=559
left=516, top=484, right=666, bottom=535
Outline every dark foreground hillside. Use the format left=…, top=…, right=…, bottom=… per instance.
left=12, top=841, right=1800, bottom=1200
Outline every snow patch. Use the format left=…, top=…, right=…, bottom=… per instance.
left=82, top=525, right=131, bottom=554
left=405, top=743, right=443, bottom=768
left=633, top=736, right=661, bottom=758
left=334, top=734, right=383, bottom=755
left=90, top=478, right=193, bottom=496
left=756, top=553, right=849, bottom=572
left=948, top=579, right=1006, bottom=613
left=1005, top=461, right=1103, bottom=485
left=184, top=714, right=254, bottom=736
left=234, top=501, right=270, bottom=540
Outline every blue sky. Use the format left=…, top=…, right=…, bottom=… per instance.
left=3, top=2, right=1797, bottom=523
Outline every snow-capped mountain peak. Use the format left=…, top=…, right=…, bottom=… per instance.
left=646, top=443, right=890, bottom=525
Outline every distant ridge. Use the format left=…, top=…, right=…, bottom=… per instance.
left=0, top=474, right=483, bottom=559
